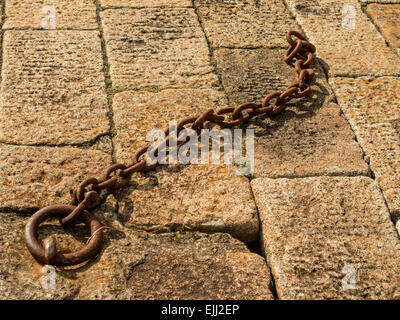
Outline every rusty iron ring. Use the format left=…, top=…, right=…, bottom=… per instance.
left=25, top=204, right=103, bottom=266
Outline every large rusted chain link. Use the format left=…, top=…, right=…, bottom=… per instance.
left=25, top=30, right=316, bottom=267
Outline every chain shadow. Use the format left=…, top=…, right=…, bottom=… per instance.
left=245, top=58, right=333, bottom=135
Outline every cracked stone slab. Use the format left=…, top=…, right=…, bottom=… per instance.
left=330, top=76, right=400, bottom=216
left=213, top=48, right=368, bottom=177
left=112, top=90, right=259, bottom=243
left=100, top=0, right=192, bottom=7
left=285, top=0, right=400, bottom=76
left=252, top=176, right=400, bottom=299
left=100, top=8, right=219, bottom=90
left=0, top=30, right=109, bottom=145
left=3, top=0, right=98, bottom=30
left=0, top=214, right=274, bottom=300
left=193, top=0, right=298, bottom=48
left=0, top=145, right=112, bottom=210
left=366, top=4, right=400, bottom=56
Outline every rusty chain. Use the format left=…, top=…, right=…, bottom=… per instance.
left=25, top=30, right=316, bottom=267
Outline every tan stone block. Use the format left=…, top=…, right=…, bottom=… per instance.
left=252, top=176, right=400, bottom=299
left=213, top=47, right=334, bottom=104
left=251, top=101, right=369, bottom=178
left=100, top=0, right=192, bottom=7
left=285, top=0, right=400, bottom=76
left=113, top=89, right=227, bottom=160
left=100, top=8, right=219, bottom=90
left=0, top=215, right=274, bottom=300
left=112, top=90, right=259, bottom=242
left=194, top=0, right=298, bottom=48
left=0, top=30, right=109, bottom=145
left=367, top=4, right=400, bottom=49
left=0, top=145, right=112, bottom=210
left=363, top=0, right=400, bottom=2
left=330, top=76, right=400, bottom=215
left=213, top=48, right=368, bottom=177
left=214, top=48, right=295, bottom=104
left=3, top=0, right=98, bottom=30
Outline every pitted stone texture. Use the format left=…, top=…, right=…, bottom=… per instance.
left=193, top=0, right=298, bottom=48
left=101, top=8, right=219, bottom=90
left=4, top=0, right=97, bottom=30
left=330, top=77, right=400, bottom=215
left=100, top=0, right=192, bottom=7
left=214, top=48, right=293, bottom=104
left=366, top=4, right=400, bottom=53
left=112, top=90, right=259, bottom=242
left=0, top=145, right=111, bottom=210
left=285, top=0, right=400, bottom=76
left=0, top=215, right=274, bottom=300
left=0, top=31, right=109, bottom=145
left=252, top=176, right=400, bottom=299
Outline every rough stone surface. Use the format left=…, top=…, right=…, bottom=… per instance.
left=250, top=100, right=369, bottom=178
left=252, top=176, right=400, bottom=299
left=101, top=8, right=219, bottom=90
left=100, top=0, right=192, bottom=7
left=214, top=47, right=332, bottom=105
left=4, top=0, right=98, bottom=30
left=0, top=215, right=274, bottom=300
left=194, top=0, right=298, bottom=48
left=366, top=4, right=400, bottom=55
left=285, top=0, right=400, bottom=76
left=363, top=0, right=400, bottom=2
left=90, top=135, right=114, bottom=155
left=214, top=48, right=368, bottom=178
left=0, top=145, right=112, bottom=210
left=113, top=89, right=227, bottom=162
left=0, top=30, right=109, bottom=145
left=112, top=90, right=259, bottom=242
left=330, top=77, right=400, bottom=216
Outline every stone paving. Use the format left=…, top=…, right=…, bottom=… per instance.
left=0, top=0, right=399, bottom=300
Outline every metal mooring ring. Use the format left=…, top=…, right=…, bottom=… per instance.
left=25, top=204, right=103, bottom=266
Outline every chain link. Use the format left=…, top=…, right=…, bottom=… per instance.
left=25, top=30, right=317, bottom=267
